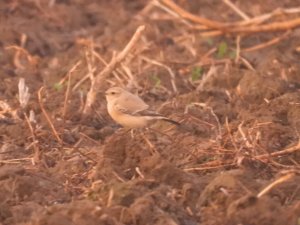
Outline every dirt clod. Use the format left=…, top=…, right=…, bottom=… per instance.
left=0, top=0, right=299, bottom=224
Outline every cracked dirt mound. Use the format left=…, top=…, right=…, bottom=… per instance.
left=0, top=0, right=300, bottom=225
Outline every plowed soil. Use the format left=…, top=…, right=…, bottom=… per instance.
left=0, top=1, right=300, bottom=225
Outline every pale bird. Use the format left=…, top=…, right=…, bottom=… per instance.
left=105, top=87, right=180, bottom=129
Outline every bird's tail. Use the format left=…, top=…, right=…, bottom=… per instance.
left=146, top=115, right=196, bottom=132
left=144, top=113, right=180, bottom=126
left=146, top=116, right=180, bottom=126
left=160, top=117, right=180, bottom=126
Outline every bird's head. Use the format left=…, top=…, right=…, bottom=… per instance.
left=105, top=87, right=124, bottom=102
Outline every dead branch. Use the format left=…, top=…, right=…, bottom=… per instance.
left=222, top=17, right=300, bottom=34
left=198, top=17, right=300, bottom=37
left=83, top=25, right=146, bottom=114
left=157, top=0, right=300, bottom=36
left=159, top=0, right=225, bottom=29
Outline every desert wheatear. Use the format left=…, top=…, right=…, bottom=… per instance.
left=105, top=87, right=179, bottom=129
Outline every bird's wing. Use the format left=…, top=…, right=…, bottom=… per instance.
left=114, top=101, right=180, bottom=125
left=115, top=93, right=149, bottom=114
left=114, top=102, right=163, bottom=117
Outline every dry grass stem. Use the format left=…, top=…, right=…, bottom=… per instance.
left=141, top=133, right=156, bottom=154
left=107, top=188, right=114, bottom=207
left=18, top=78, right=30, bottom=108
left=62, top=61, right=82, bottom=121
left=83, top=25, right=145, bottom=114
left=24, top=113, right=39, bottom=163
left=237, top=122, right=252, bottom=148
left=58, top=60, right=82, bottom=85
left=222, top=0, right=250, bottom=20
left=183, top=162, right=236, bottom=172
left=236, top=7, right=300, bottom=26
left=256, top=140, right=300, bottom=160
left=257, top=173, right=295, bottom=198
left=135, top=167, right=145, bottom=179
left=157, top=0, right=300, bottom=36
left=242, top=30, right=291, bottom=52
left=38, top=87, right=63, bottom=144
left=239, top=56, right=256, bottom=71
left=159, top=0, right=224, bottom=29
left=141, top=56, right=178, bottom=93
left=152, top=0, right=194, bottom=28
left=6, top=45, right=37, bottom=69
left=197, top=65, right=217, bottom=91
left=235, top=35, right=241, bottom=63
left=0, top=157, right=33, bottom=164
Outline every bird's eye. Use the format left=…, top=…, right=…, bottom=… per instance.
left=111, top=92, right=115, bottom=95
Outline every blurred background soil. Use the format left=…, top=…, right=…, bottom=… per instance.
left=0, top=0, right=299, bottom=224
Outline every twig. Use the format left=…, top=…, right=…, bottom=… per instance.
left=140, top=56, right=178, bottom=93
left=6, top=45, right=37, bottom=69
left=72, top=73, right=92, bottom=92
left=235, top=7, right=300, bottom=26
left=239, top=56, right=256, bottom=71
left=222, top=0, right=250, bottom=21
left=152, top=0, right=194, bottom=28
left=83, top=25, right=145, bottom=114
left=107, top=188, right=114, bottom=207
left=58, top=60, right=82, bottom=85
left=242, top=30, right=291, bottom=52
left=235, top=35, right=241, bottom=63
left=157, top=0, right=300, bottom=36
left=225, top=117, right=239, bottom=152
left=256, top=140, right=300, bottom=160
left=257, top=173, right=295, bottom=198
left=24, top=113, right=39, bottom=163
left=38, top=87, right=62, bottom=144
left=0, top=157, right=33, bottom=164
left=92, top=50, right=134, bottom=87
left=141, top=133, right=156, bottom=154
left=237, top=121, right=252, bottom=148
left=199, top=17, right=300, bottom=35
left=62, top=74, right=71, bottom=123
left=226, top=17, right=300, bottom=34
left=159, top=0, right=225, bottom=29
left=120, top=63, right=140, bottom=89
left=197, top=65, right=217, bottom=91
left=183, top=162, right=236, bottom=172
left=135, top=167, right=145, bottom=179
left=63, top=61, right=82, bottom=122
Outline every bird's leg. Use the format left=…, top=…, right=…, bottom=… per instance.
left=141, top=129, right=156, bottom=154
left=148, top=127, right=173, bottom=139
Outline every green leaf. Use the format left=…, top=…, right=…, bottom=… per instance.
left=151, top=75, right=161, bottom=87
left=53, top=82, right=63, bottom=91
left=205, top=38, right=214, bottom=46
left=191, top=67, right=203, bottom=81
left=217, top=41, right=228, bottom=58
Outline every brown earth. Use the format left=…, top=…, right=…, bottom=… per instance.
left=0, top=0, right=300, bottom=225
